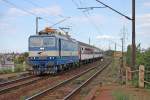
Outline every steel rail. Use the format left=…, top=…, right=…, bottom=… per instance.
left=0, top=77, right=44, bottom=94
left=0, top=75, right=34, bottom=87
left=25, top=60, right=110, bottom=100
left=25, top=62, right=106, bottom=100
left=63, top=61, right=111, bottom=100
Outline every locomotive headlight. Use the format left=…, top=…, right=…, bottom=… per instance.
left=33, top=57, right=36, bottom=59
left=51, top=57, right=54, bottom=59
left=49, top=57, right=51, bottom=59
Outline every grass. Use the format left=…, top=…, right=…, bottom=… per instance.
left=0, top=68, right=13, bottom=74
left=0, top=64, right=26, bottom=74
left=112, top=90, right=130, bottom=100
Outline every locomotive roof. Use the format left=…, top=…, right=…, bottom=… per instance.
left=78, top=41, right=102, bottom=51
left=30, top=32, right=77, bottom=43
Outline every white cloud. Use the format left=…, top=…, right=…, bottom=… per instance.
left=137, top=14, right=150, bottom=27
left=136, top=14, right=150, bottom=35
left=143, top=2, right=150, bottom=7
left=5, top=4, right=63, bottom=17
left=96, top=35, right=114, bottom=40
left=0, top=17, right=18, bottom=34
left=0, top=4, right=63, bottom=35
left=31, top=5, right=63, bottom=16
left=6, top=8, right=29, bottom=17
left=71, top=14, right=104, bottom=25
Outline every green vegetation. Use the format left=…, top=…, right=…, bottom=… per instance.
left=126, top=44, right=150, bottom=88
left=126, top=44, right=150, bottom=68
left=14, top=52, right=29, bottom=64
left=112, top=90, right=130, bottom=100
left=126, top=45, right=132, bottom=67
left=14, top=64, right=25, bottom=72
left=104, top=50, right=114, bottom=57
left=0, top=68, right=12, bottom=74
left=0, top=52, right=29, bottom=74
left=0, top=65, right=25, bottom=74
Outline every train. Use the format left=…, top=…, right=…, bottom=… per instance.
left=28, top=27, right=103, bottom=75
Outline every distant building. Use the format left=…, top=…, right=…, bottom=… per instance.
left=0, top=54, right=14, bottom=72
left=114, top=51, right=123, bottom=58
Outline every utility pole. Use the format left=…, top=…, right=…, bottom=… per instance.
left=121, top=38, right=124, bottom=68
left=120, top=38, right=124, bottom=83
left=115, top=43, right=116, bottom=52
left=132, top=0, right=136, bottom=69
left=114, top=43, right=116, bottom=57
left=108, top=41, right=111, bottom=50
left=89, top=37, right=91, bottom=45
left=94, top=0, right=135, bottom=69
left=78, top=0, right=136, bottom=68
left=36, top=17, right=42, bottom=35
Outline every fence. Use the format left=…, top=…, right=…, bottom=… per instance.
left=0, top=62, right=29, bottom=74
left=126, top=65, right=150, bottom=88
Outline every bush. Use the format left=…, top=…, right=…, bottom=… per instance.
left=131, top=72, right=139, bottom=88
left=14, top=64, right=25, bottom=72
left=0, top=68, right=13, bottom=74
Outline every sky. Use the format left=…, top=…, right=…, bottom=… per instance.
left=0, top=0, right=150, bottom=53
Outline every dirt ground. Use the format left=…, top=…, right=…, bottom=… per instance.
left=92, top=84, right=150, bottom=100
left=86, top=57, right=150, bottom=100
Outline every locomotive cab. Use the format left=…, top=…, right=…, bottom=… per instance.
left=28, top=35, right=58, bottom=74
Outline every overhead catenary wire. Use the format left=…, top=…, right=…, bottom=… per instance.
left=72, top=0, right=101, bottom=34
left=2, top=0, right=37, bottom=16
left=2, top=0, right=70, bottom=27
left=23, top=0, right=65, bottom=18
left=23, top=0, right=72, bottom=28
left=72, top=0, right=123, bottom=49
left=1, top=0, right=53, bottom=24
left=51, top=17, right=71, bottom=27
left=95, top=0, right=132, bottom=20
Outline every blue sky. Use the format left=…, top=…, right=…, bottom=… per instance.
left=0, top=0, right=150, bottom=53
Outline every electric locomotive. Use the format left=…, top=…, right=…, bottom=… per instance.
left=28, top=28, right=79, bottom=75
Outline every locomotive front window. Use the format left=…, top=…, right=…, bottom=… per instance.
left=30, top=37, right=42, bottom=47
left=43, top=37, right=55, bottom=47
left=30, top=37, right=55, bottom=47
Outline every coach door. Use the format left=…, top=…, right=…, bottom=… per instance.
left=59, top=39, right=61, bottom=57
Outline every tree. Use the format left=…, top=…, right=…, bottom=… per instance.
left=23, top=52, right=29, bottom=58
left=126, top=44, right=145, bottom=68
left=126, top=45, right=132, bottom=67
left=136, top=44, right=145, bottom=67
left=144, top=48, right=150, bottom=67
left=14, top=52, right=29, bottom=64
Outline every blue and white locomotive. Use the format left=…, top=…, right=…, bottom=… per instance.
left=28, top=28, right=79, bottom=74
left=28, top=27, right=103, bottom=75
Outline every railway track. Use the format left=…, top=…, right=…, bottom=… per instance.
left=0, top=59, right=104, bottom=100
left=0, top=72, right=30, bottom=83
left=25, top=59, right=111, bottom=100
left=0, top=75, right=44, bottom=94
left=0, top=75, right=34, bottom=87
left=63, top=61, right=111, bottom=100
